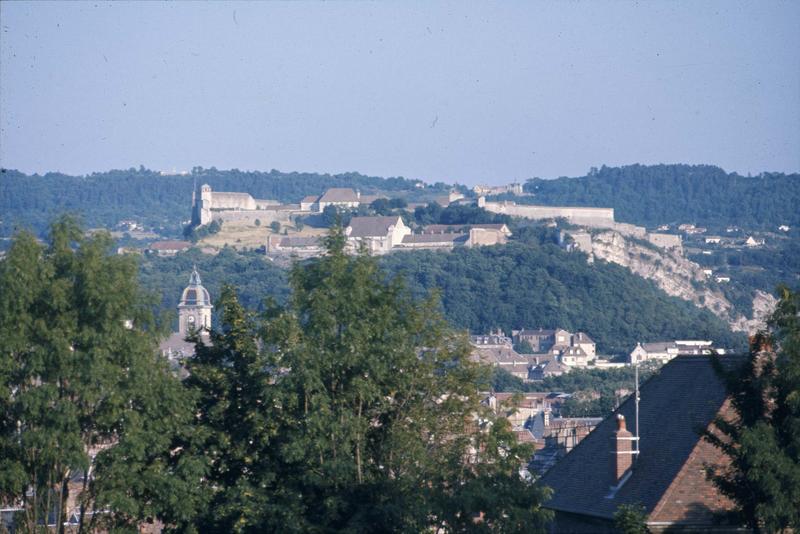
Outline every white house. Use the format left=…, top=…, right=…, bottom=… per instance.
left=345, top=215, right=411, bottom=255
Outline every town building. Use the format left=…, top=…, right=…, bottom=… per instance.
left=529, top=411, right=603, bottom=475
left=192, top=184, right=284, bottom=226
left=629, top=340, right=724, bottom=364
left=472, top=183, right=524, bottom=196
left=159, top=267, right=213, bottom=360
left=345, top=215, right=411, bottom=255
left=512, top=328, right=597, bottom=367
left=265, top=235, right=326, bottom=258
left=147, top=240, right=192, bottom=256
left=311, top=188, right=361, bottom=212
left=538, top=355, right=742, bottom=532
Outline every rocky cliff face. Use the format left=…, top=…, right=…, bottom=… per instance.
left=581, top=230, right=774, bottom=334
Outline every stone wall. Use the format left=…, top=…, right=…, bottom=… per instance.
left=481, top=200, right=615, bottom=227
left=647, top=232, right=683, bottom=250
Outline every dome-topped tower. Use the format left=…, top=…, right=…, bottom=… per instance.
left=178, top=266, right=213, bottom=336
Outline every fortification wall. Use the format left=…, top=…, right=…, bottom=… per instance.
left=210, top=192, right=256, bottom=210
left=212, top=209, right=292, bottom=225
left=611, top=222, right=647, bottom=238
left=482, top=201, right=615, bottom=226
left=647, top=232, right=683, bottom=250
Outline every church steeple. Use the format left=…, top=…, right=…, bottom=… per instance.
left=178, top=266, right=213, bottom=336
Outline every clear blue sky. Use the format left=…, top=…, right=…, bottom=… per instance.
left=1, top=1, right=798, bottom=185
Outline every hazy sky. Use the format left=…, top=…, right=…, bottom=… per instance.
left=1, top=1, right=798, bottom=185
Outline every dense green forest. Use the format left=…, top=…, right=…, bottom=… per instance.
left=520, top=164, right=800, bottom=230
left=0, top=166, right=443, bottom=239
left=139, top=236, right=745, bottom=356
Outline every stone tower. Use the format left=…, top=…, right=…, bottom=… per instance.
left=178, top=267, right=213, bottom=336
left=192, top=183, right=214, bottom=226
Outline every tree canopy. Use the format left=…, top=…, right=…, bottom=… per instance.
left=704, top=287, right=800, bottom=532
left=523, top=164, right=800, bottom=230
left=180, top=225, right=553, bottom=532
left=0, top=217, right=200, bottom=532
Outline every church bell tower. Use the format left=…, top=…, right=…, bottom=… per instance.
left=178, top=267, right=213, bottom=336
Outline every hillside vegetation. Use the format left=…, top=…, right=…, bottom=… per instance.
left=0, top=167, right=439, bottom=239
left=379, top=240, right=744, bottom=355
left=138, top=236, right=745, bottom=356
left=523, top=164, right=800, bottom=230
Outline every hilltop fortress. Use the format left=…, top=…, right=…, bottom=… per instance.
left=192, top=184, right=286, bottom=226
left=192, top=184, right=366, bottom=227
left=190, top=183, right=682, bottom=255
left=477, top=196, right=682, bottom=251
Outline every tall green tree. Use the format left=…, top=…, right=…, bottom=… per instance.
left=185, top=225, right=552, bottom=532
left=0, top=217, right=201, bottom=533
left=704, top=287, right=800, bottom=532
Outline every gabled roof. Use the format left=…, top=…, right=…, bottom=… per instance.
left=319, top=188, right=359, bottom=203
left=278, top=236, right=324, bottom=248
left=347, top=216, right=402, bottom=238
left=641, top=341, right=678, bottom=353
left=562, top=346, right=587, bottom=357
left=573, top=332, right=595, bottom=344
left=538, top=355, right=742, bottom=520
left=538, top=359, right=569, bottom=374
left=517, top=328, right=556, bottom=337
left=301, top=195, right=319, bottom=203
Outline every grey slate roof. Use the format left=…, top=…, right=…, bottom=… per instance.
left=347, top=216, right=402, bottom=238
left=574, top=332, right=595, bottom=344
left=401, top=233, right=468, bottom=244
left=518, top=328, right=556, bottom=337
left=279, top=236, right=324, bottom=248
left=319, top=188, right=359, bottom=203
left=641, top=341, right=677, bottom=352
left=538, top=355, right=742, bottom=519
left=422, top=223, right=508, bottom=234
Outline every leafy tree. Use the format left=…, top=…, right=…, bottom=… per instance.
left=0, top=217, right=200, bottom=532
left=321, top=205, right=340, bottom=227
left=184, top=225, right=552, bottom=532
left=269, top=220, right=280, bottom=233
left=613, top=503, right=650, bottom=534
left=704, top=287, right=800, bottom=532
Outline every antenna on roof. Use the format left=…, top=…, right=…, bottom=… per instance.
left=634, top=362, right=641, bottom=462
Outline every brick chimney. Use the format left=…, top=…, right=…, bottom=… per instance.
left=611, top=414, right=634, bottom=483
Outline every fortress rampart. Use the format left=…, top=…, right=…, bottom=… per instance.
left=480, top=199, right=615, bottom=227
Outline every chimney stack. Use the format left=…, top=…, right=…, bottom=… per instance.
left=611, top=414, right=634, bottom=483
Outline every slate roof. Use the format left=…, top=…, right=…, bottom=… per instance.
left=278, top=236, right=324, bottom=248
left=517, top=328, right=556, bottom=337
left=422, top=223, right=509, bottom=234
left=401, top=233, right=467, bottom=244
left=318, top=188, right=359, bottom=203
left=347, top=216, right=402, bottom=238
left=538, top=355, right=743, bottom=520
left=641, top=341, right=677, bottom=352
left=573, top=332, right=595, bottom=344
